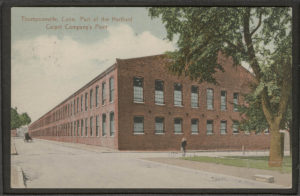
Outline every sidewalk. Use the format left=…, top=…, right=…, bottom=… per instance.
left=32, top=138, right=292, bottom=160
left=11, top=138, right=18, bottom=155
left=144, top=157, right=292, bottom=187
left=11, top=137, right=26, bottom=188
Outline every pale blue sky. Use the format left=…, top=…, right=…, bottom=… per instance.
left=11, top=7, right=176, bottom=121
left=12, top=7, right=167, bottom=43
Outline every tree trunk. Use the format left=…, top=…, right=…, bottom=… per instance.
left=268, top=125, right=283, bottom=167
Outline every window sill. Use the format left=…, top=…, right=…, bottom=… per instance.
left=233, top=133, right=239, bottom=135
left=155, top=132, right=165, bottom=135
left=191, top=132, right=199, bottom=135
left=220, top=133, right=227, bottom=135
left=155, top=103, right=165, bottom=106
left=206, top=133, right=213, bottom=135
left=134, top=101, right=145, bottom=104
left=134, top=132, right=144, bottom=135
left=174, top=132, right=183, bottom=135
left=191, top=106, right=199, bottom=109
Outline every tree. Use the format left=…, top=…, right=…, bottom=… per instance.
left=20, top=112, right=31, bottom=125
left=11, top=107, right=32, bottom=129
left=11, top=107, right=21, bottom=130
left=149, top=7, right=292, bottom=166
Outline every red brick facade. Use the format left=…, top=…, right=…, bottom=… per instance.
left=29, top=53, right=271, bottom=151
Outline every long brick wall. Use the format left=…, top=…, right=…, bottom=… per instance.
left=29, top=53, right=271, bottom=151
left=116, top=53, right=270, bottom=151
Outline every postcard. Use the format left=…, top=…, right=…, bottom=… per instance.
left=9, top=6, right=293, bottom=193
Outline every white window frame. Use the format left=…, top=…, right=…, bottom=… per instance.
left=155, top=80, right=164, bottom=105
left=191, top=86, right=199, bottom=108
left=133, top=77, right=144, bottom=103
left=109, top=77, right=114, bottom=103
left=191, top=119, right=199, bottom=134
left=155, top=117, right=164, bottom=134
left=232, top=121, right=239, bottom=134
left=174, top=118, right=183, bottom=134
left=206, top=120, right=213, bottom=135
left=102, top=114, right=106, bottom=136
left=220, top=120, right=227, bottom=135
left=207, top=89, right=214, bottom=110
left=174, top=83, right=183, bottom=107
left=134, top=116, right=144, bottom=134
left=110, top=112, right=115, bottom=137
left=221, top=91, right=227, bottom=111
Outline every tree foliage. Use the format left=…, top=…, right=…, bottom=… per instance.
left=149, top=7, right=292, bottom=166
left=148, top=7, right=291, bottom=130
left=11, top=107, right=31, bottom=129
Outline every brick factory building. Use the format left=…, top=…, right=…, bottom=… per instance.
left=28, top=53, right=270, bottom=151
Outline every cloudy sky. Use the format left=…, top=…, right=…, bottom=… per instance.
left=12, top=7, right=176, bottom=122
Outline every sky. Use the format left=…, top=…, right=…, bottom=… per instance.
left=11, top=7, right=176, bottom=122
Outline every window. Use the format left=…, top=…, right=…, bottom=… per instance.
left=90, top=117, right=93, bottom=136
left=155, top=117, right=164, bottom=134
left=206, top=120, right=213, bottom=135
left=207, top=89, right=214, bottom=110
left=70, top=122, right=73, bottom=136
left=70, top=102, right=72, bottom=115
left=110, top=112, right=114, bottom=136
left=85, top=118, right=88, bottom=137
left=68, top=104, right=69, bottom=116
left=73, top=99, right=76, bottom=114
left=191, top=86, right=199, bottom=108
left=90, top=89, right=93, bottom=109
left=77, top=120, right=79, bottom=136
left=73, top=121, right=76, bottom=136
left=102, top=114, right=106, bottom=136
left=85, top=93, right=88, bottom=111
left=133, top=77, right=144, bottom=102
left=233, top=93, right=239, bottom=112
left=134, top=116, right=144, bottom=134
left=155, top=80, right=164, bottom=104
left=81, top=95, right=83, bottom=112
left=220, top=120, right=227, bottom=135
left=96, top=86, right=99, bottom=107
left=191, top=119, right=199, bottom=134
left=102, top=82, right=106, bottom=105
left=174, top=83, right=182, bottom=106
left=81, top=119, right=84, bottom=136
left=233, top=121, right=239, bottom=134
left=77, top=97, right=79, bottom=113
left=174, top=118, right=182, bottom=134
left=109, top=77, right=114, bottom=102
left=96, top=115, right=99, bottom=137
left=221, top=91, right=227, bottom=111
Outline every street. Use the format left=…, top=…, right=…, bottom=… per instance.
left=11, top=138, right=284, bottom=189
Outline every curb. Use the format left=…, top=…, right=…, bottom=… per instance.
left=11, top=140, right=18, bottom=155
left=11, top=166, right=26, bottom=188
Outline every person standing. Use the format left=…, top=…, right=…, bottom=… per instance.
left=181, top=137, right=187, bottom=157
